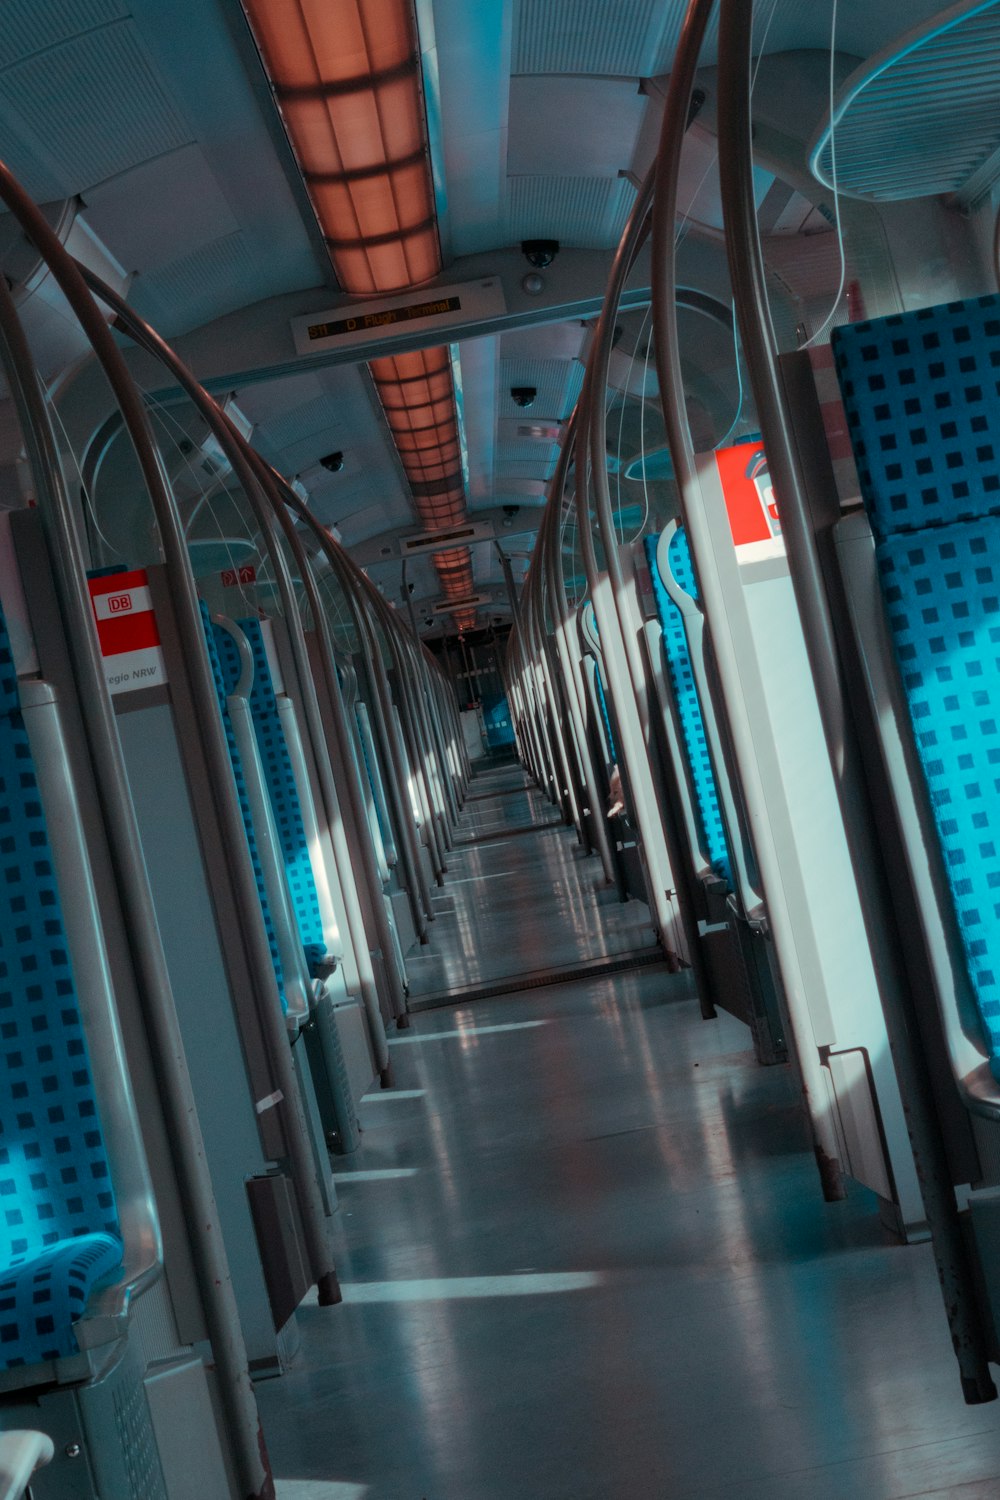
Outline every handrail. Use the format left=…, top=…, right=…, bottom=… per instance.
left=573, top=346, right=682, bottom=958
left=654, top=521, right=761, bottom=916
left=77, top=268, right=395, bottom=1073
left=248, top=466, right=412, bottom=1028
left=716, top=0, right=996, bottom=1401
left=301, top=511, right=434, bottom=942
left=542, top=421, right=617, bottom=882
left=0, top=208, right=269, bottom=1494
left=650, top=0, right=851, bottom=1199
left=213, top=614, right=312, bottom=1028
left=13, top=233, right=341, bottom=1310
left=0, top=1431, right=54, bottom=1500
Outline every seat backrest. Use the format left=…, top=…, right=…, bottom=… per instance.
left=592, top=666, right=617, bottom=765
left=834, top=295, right=1000, bottom=1064
left=0, top=606, right=119, bottom=1267
left=237, top=619, right=326, bottom=961
left=645, top=530, right=731, bottom=882
left=201, top=607, right=287, bottom=1012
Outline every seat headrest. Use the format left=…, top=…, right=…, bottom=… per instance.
left=833, top=294, right=1000, bottom=537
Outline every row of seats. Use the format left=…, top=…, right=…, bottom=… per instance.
left=0, top=605, right=122, bottom=1370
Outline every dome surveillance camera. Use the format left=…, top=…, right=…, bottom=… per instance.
left=510, top=386, right=537, bottom=408
left=502, top=504, right=519, bottom=518
left=319, top=451, right=344, bottom=473
left=521, top=239, right=559, bottom=269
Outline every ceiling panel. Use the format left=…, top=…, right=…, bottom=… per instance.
left=83, top=145, right=238, bottom=275
left=0, top=22, right=192, bottom=195
left=512, top=0, right=684, bottom=77
left=0, top=0, right=128, bottom=72
left=128, top=231, right=260, bottom=337
left=255, top=393, right=339, bottom=457
left=499, top=357, right=583, bottom=420
left=507, top=77, right=646, bottom=177
left=506, top=173, right=637, bottom=249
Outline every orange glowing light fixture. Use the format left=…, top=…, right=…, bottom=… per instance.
left=242, top=0, right=477, bottom=620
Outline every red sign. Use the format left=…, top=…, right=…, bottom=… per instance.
left=87, top=569, right=166, bottom=694
left=221, top=564, right=257, bottom=587
left=715, top=443, right=781, bottom=549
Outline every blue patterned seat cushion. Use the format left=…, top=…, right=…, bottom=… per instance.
left=645, top=533, right=731, bottom=882
left=237, top=620, right=327, bottom=969
left=834, top=297, right=1000, bottom=1073
left=201, top=608, right=287, bottom=1012
left=878, top=520, right=1000, bottom=1068
left=833, top=296, right=1000, bottom=538
left=593, top=668, right=617, bottom=764
left=0, top=1232, right=121, bottom=1366
left=0, top=607, right=121, bottom=1369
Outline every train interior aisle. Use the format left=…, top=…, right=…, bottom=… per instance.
left=260, top=764, right=1000, bottom=1500
left=9, top=0, right=1000, bottom=1496
left=405, top=761, right=657, bottom=1007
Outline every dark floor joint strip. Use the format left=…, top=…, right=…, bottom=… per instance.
left=456, top=819, right=564, bottom=847
left=410, top=947, right=667, bottom=1011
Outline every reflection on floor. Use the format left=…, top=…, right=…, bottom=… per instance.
left=262, top=767, right=1000, bottom=1500
left=405, top=763, right=656, bottom=1002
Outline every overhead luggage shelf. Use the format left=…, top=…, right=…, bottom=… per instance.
left=809, top=0, right=1000, bottom=207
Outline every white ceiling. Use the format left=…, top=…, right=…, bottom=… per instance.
left=0, top=0, right=961, bottom=622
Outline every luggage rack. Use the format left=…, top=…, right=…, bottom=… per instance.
left=809, top=0, right=1000, bottom=208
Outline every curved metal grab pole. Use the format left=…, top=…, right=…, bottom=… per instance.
left=650, top=0, right=848, bottom=1194
left=500, top=538, right=554, bottom=794
left=320, top=550, right=435, bottom=927
left=0, top=239, right=273, bottom=1495
left=522, top=508, right=580, bottom=829
left=244, top=460, right=413, bottom=1030
left=360, top=584, right=445, bottom=876
left=543, top=423, right=617, bottom=882
left=0, top=187, right=343, bottom=1312
left=386, top=602, right=454, bottom=837
left=350, top=574, right=446, bottom=882
left=371, top=598, right=448, bottom=880
left=76, top=270, right=394, bottom=1077
left=541, top=440, right=615, bottom=874
left=510, top=554, right=560, bottom=801
left=267, top=473, right=438, bottom=942
left=716, top=0, right=996, bottom=1401
left=573, top=355, right=680, bottom=960
left=314, top=534, right=435, bottom=936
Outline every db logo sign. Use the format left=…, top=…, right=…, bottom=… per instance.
left=107, top=593, right=133, bottom=614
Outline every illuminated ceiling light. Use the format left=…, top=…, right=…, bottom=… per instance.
left=242, top=0, right=474, bottom=626
left=241, top=0, right=439, bottom=295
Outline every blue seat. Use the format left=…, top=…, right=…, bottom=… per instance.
left=201, top=606, right=288, bottom=1012
left=645, top=531, right=731, bottom=883
left=834, top=295, right=1000, bottom=1074
left=593, top=667, right=617, bottom=763
left=0, top=607, right=121, bottom=1368
left=237, top=619, right=328, bottom=975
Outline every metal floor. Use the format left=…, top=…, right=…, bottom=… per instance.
left=262, top=769, right=1000, bottom=1500
left=405, top=764, right=656, bottom=1003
